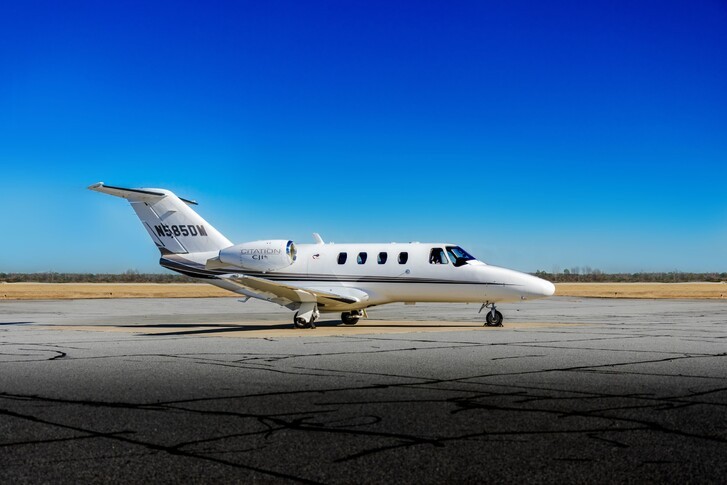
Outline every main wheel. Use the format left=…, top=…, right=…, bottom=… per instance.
left=341, top=312, right=360, bottom=325
left=293, top=312, right=309, bottom=329
left=485, top=310, right=504, bottom=327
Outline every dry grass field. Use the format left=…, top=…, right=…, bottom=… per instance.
left=556, top=282, right=727, bottom=299
left=0, top=283, right=232, bottom=300
left=1, top=282, right=726, bottom=300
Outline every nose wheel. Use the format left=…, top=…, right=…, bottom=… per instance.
left=480, top=303, right=504, bottom=327
left=485, top=309, right=503, bottom=327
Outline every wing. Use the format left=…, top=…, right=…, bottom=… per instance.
left=214, top=274, right=369, bottom=310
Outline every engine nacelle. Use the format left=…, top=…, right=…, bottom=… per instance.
left=216, top=240, right=297, bottom=272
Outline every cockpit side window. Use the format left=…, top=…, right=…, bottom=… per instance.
left=429, top=248, right=448, bottom=264
left=446, top=246, right=476, bottom=267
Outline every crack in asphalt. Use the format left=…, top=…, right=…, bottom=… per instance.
left=0, top=406, right=322, bottom=484
left=2, top=299, right=726, bottom=482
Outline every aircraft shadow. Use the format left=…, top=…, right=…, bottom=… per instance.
left=118, top=320, right=482, bottom=337
left=119, top=323, right=295, bottom=336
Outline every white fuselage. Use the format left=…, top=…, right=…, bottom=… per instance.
left=164, top=242, right=555, bottom=312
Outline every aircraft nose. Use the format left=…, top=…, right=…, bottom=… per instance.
left=540, top=279, right=556, bottom=297
left=524, top=275, right=556, bottom=299
left=481, top=266, right=556, bottom=301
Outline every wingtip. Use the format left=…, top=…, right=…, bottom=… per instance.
left=88, top=182, right=104, bottom=190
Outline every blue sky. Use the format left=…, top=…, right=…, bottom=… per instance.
left=1, top=1, right=726, bottom=274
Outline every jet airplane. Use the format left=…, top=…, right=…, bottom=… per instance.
left=89, top=183, right=555, bottom=328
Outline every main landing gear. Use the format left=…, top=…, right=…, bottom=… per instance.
left=480, top=302, right=504, bottom=327
left=292, top=306, right=366, bottom=329
left=340, top=310, right=364, bottom=325
left=293, top=302, right=320, bottom=329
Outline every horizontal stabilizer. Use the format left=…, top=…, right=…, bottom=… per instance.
left=88, top=182, right=198, bottom=206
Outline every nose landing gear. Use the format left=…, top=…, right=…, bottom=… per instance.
left=480, top=302, right=504, bottom=327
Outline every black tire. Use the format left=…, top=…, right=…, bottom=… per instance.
left=293, top=312, right=308, bottom=329
left=485, top=310, right=504, bottom=327
left=341, top=312, right=359, bottom=325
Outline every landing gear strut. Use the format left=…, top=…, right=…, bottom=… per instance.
left=341, top=310, right=364, bottom=325
left=293, top=302, right=320, bottom=329
left=480, top=302, right=503, bottom=327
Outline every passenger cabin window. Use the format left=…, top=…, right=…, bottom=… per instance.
left=337, top=252, right=347, bottom=264
left=429, top=248, right=448, bottom=264
left=357, top=252, right=368, bottom=264
left=378, top=252, right=388, bottom=264
left=398, top=252, right=408, bottom=264
left=446, top=246, right=476, bottom=267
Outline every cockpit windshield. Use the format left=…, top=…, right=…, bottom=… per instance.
left=446, top=246, right=477, bottom=267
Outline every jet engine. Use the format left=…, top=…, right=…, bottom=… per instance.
left=215, top=240, right=297, bottom=272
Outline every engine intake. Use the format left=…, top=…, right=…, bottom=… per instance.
left=215, top=240, right=297, bottom=272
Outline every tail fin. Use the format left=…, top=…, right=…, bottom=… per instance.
left=88, top=182, right=232, bottom=255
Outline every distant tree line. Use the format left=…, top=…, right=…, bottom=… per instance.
left=533, top=270, right=727, bottom=283
left=1, top=270, right=725, bottom=284
left=0, top=270, right=195, bottom=283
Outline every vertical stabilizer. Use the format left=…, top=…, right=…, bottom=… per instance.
left=88, top=183, right=232, bottom=254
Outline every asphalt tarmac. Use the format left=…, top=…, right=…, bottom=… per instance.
left=1, top=297, right=726, bottom=483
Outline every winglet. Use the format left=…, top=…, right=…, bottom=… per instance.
left=312, top=233, right=325, bottom=245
